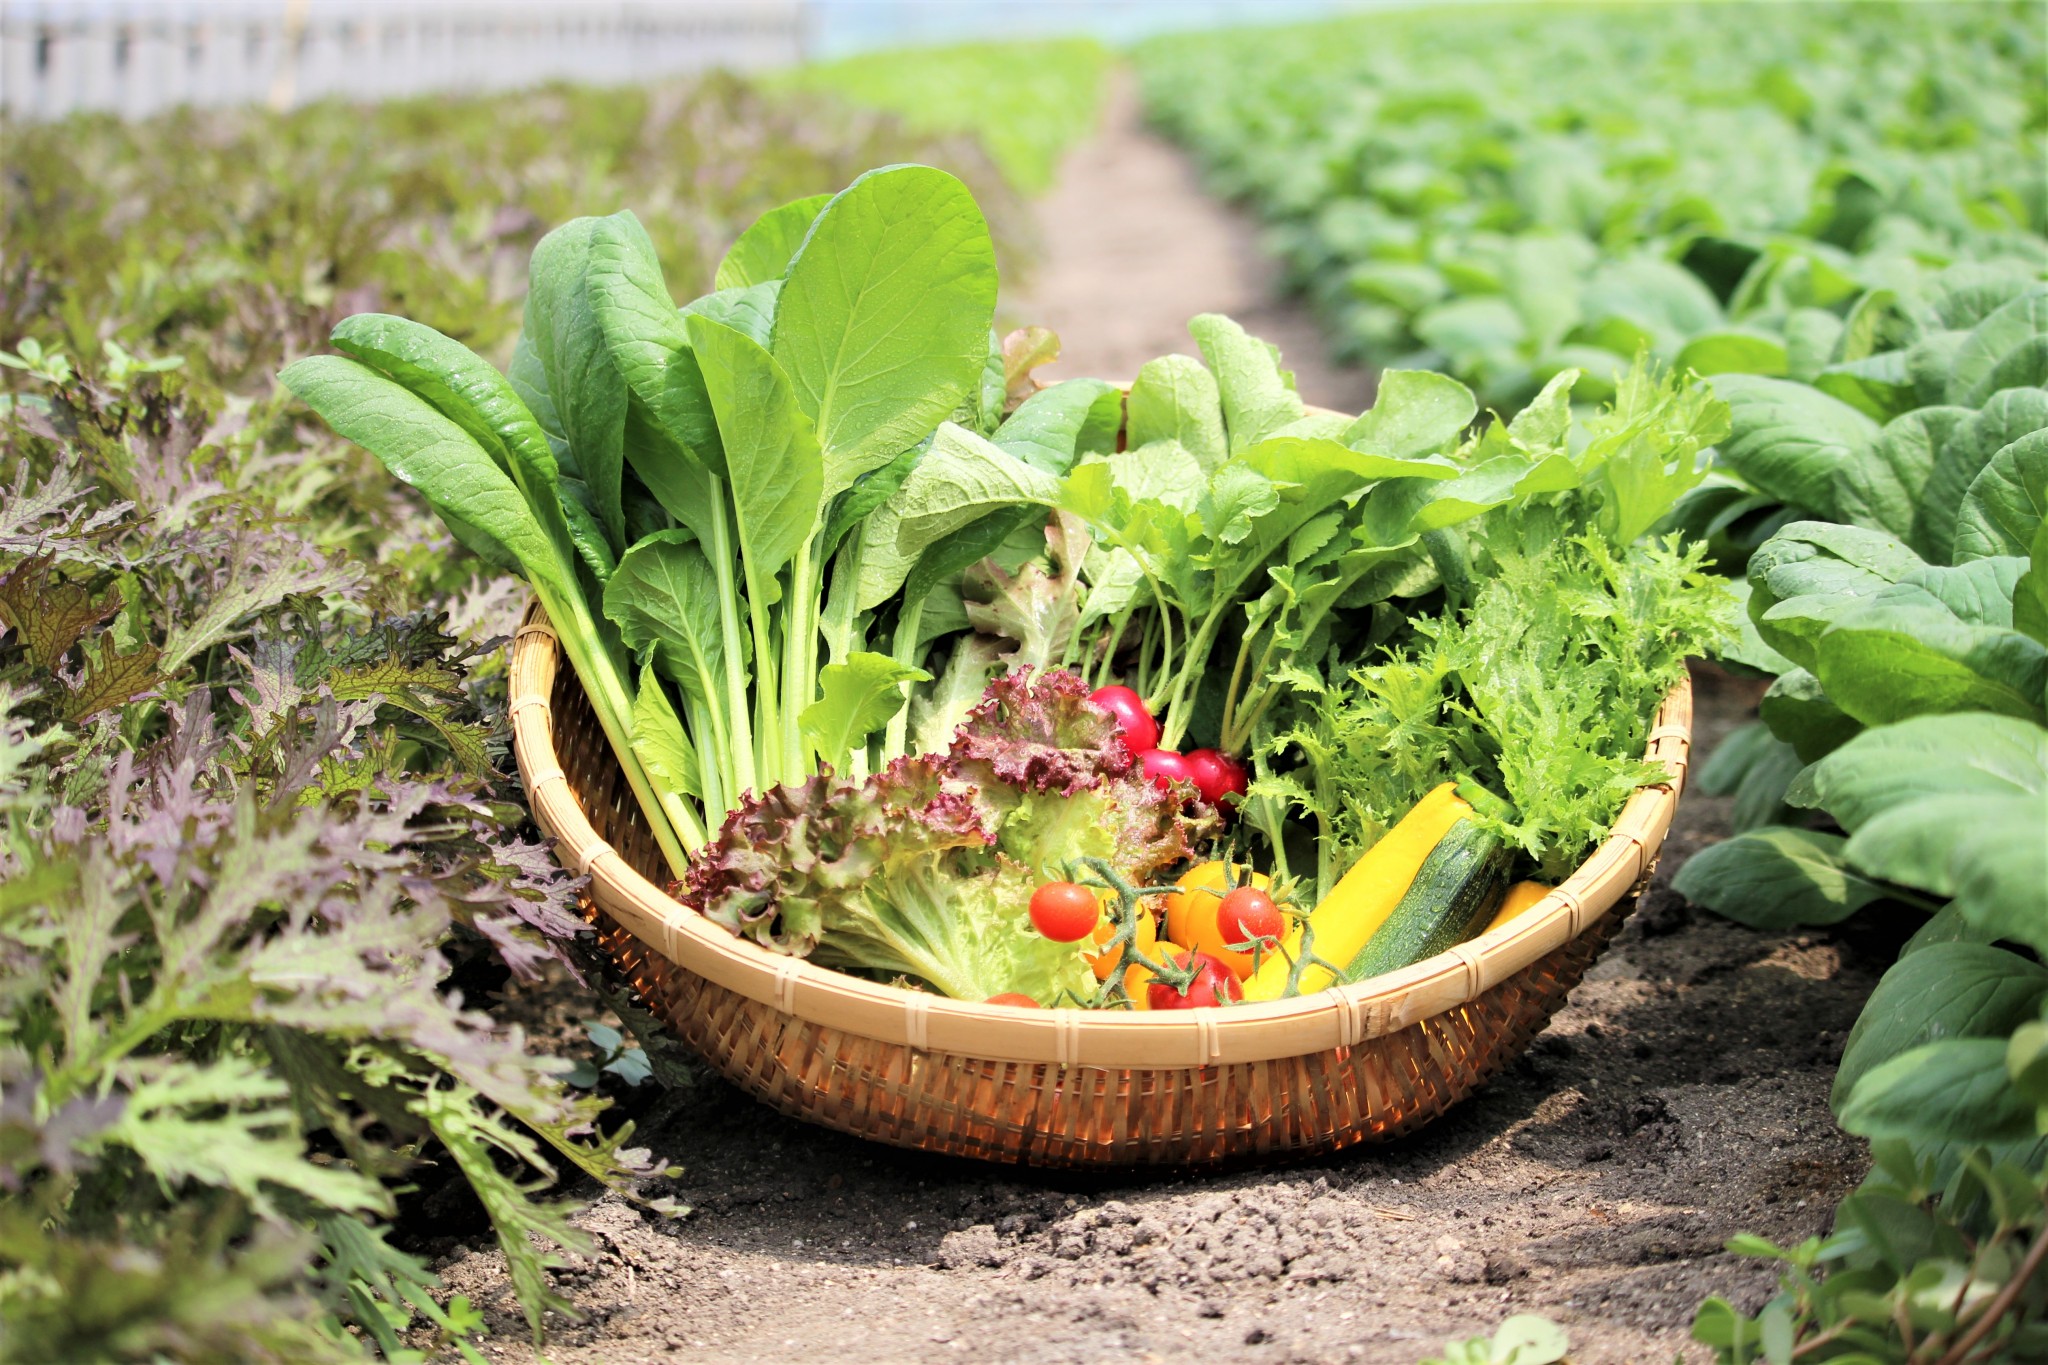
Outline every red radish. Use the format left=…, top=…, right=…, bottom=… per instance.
left=1088, top=685, right=1159, bottom=754
left=985, top=993, right=1041, bottom=1008
left=1146, top=951, right=1243, bottom=1010
left=1184, top=749, right=1249, bottom=808
left=1140, top=748, right=1192, bottom=793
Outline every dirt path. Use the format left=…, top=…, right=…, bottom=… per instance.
left=1001, top=71, right=1374, bottom=412
left=424, top=77, right=1886, bottom=1365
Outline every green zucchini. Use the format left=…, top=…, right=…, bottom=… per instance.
left=1340, top=818, right=1511, bottom=983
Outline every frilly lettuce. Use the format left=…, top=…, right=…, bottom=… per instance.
left=683, top=668, right=1215, bottom=1002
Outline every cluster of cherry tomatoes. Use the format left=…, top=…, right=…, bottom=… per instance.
left=1006, top=862, right=1286, bottom=1011
left=1085, top=685, right=1248, bottom=811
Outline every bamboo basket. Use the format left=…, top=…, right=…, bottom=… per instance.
left=510, top=601, right=1691, bottom=1167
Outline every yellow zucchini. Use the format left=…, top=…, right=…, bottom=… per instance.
left=1483, top=880, right=1553, bottom=933
left=1241, top=782, right=1470, bottom=1000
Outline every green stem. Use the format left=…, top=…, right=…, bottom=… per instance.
left=819, top=527, right=863, bottom=666
left=704, top=486, right=758, bottom=801
left=1157, top=599, right=1227, bottom=751
left=780, top=533, right=820, bottom=787
left=882, top=595, right=929, bottom=758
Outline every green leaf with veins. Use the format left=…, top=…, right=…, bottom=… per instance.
left=1672, top=827, right=1892, bottom=929
left=858, top=423, right=1059, bottom=609
left=1839, top=1038, right=2038, bottom=1143
left=715, top=192, right=832, bottom=290
left=1953, top=429, right=2048, bottom=563
left=685, top=313, right=825, bottom=606
left=993, top=378, right=1121, bottom=474
left=630, top=664, right=700, bottom=800
left=1126, top=353, right=1227, bottom=469
left=1342, top=368, right=1476, bottom=458
left=1190, top=312, right=1303, bottom=452
left=1832, top=944, right=2048, bottom=1111
left=771, top=166, right=998, bottom=495
left=603, top=532, right=735, bottom=713
left=524, top=217, right=629, bottom=548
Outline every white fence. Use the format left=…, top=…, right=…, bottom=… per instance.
left=0, top=1, right=811, bottom=122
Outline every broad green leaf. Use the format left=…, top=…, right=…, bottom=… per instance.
left=557, top=480, right=617, bottom=582
left=1810, top=606, right=2047, bottom=727
left=1731, top=734, right=1806, bottom=831
left=1506, top=369, right=1576, bottom=451
left=1759, top=668, right=1861, bottom=761
left=1674, top=330, right=1788, bottom=376
left=1672, top=827, right=1891, bottom=929
left=993, top=378, right=1120, bottom=475
left=1846, top=792, right=2048, bottom=952
left=1832, top=944, right=2048, bottom=1110
left=1946, top=285, right=2048, bottom=408
left=1198, top=464, right=1280, bottom=545
left=1748, top=521, right=1926, bottom=668
left=1804, top=712, right=2046, bottom=831
left=1953, top=429, right=2048, bottom=563
left=1812, top=350, right=1915, bottom=423
left=1107, top=440, right=1206, bottom=512
left=1711, top=374, right=1878, bottom=523
left=1693, top=719, right=1778, bottom=797
left=1839, top=1038, right=2038, bottom=1143
left=1342, top=368, right=1476, bottom=459
left=1869, top=557, right=2027, bottom=627
left=631, top=664, right=700, bottom=800
left=1922, top=387, right=2048, bottom=564
left=686, top=314, right=825, bottom=605
left=680, top=280, right=781, bottom=348
left=1126, top=354, right=1227, bottom=469
left=801, top=652, right=928, bottom=771
left=602, top=531, right=731, bottom=713
left=586, top=211, right=724, bottom=478
left=525, top=217, right=628, bottom=548
left=821, top=442, right=922, bottom=562
left=1716, top=581, right=1798, bottom=676
left=714, top=192, right=832, bottom=291
left=2017, top=516, right=2048, bottom=645
left=280, top=356, right=563, bottom=594
left=857, top=423, right=1059, bottom=610
left=1838, top=405, right=1971, bottom=550
left=771, top=166, right=999, bottom=495
left=1190, top=312, right=1303, bottom=452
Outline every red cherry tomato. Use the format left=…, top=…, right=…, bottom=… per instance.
left=986, top=993, right=1041, bottom=1008
left=1140, top=748, right=1192, bottom=793
left=1088, top=685, right=1159, bottom=754
left=1184, top=749, right=1249, bottom=808
left=1147, top=950, right=1244, bottom=1010
left=1216, top=885, right=1284, bottom=950
left=1028, top=881, right=1102, bottom=942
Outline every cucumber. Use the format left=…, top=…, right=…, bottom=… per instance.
left=1340, top=818, right=1511, bottom=983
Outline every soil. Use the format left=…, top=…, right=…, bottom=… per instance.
left=419, top=75, right=1892, bottom=1365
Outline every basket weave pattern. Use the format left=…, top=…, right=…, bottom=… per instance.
left=511, top=602, right=1690, bottom=1167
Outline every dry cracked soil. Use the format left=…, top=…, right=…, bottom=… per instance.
left=412, top=77, right=1893, bottom=1365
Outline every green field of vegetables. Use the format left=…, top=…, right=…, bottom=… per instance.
left=3, top=9, right=2046, bottom=1363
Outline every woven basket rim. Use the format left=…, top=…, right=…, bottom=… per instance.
left=510, top=601, right=1691, bottom=1069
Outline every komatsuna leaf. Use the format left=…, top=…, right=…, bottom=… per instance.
left=2017, top=515, right=2048, bottom=645
left=602, top=531, right=731, bottom=712
left=1838, top=1038, right=2038, bottom=1143
left=1831, top=944, right=2048, bottom=1111
left=525, top=217, right=629, bottom=549
left=1808, top=604, right=2047, bottom=727
left=1126, top=353, right=1227, bottom=469
left=681, top=280, right=781, bottom=349
left=715, top=192, right=833, bottom=291
left=1802, top=711, right=2046, bottom=832
left=1953, top=429, right=2048, bottom=563
left=630, top=663, right=700, bottom=799
left=1190, top=312, right=1304, bottom=453
left=771, top=166, right=999, bottom=497
left=1837, top=405, right=1972, bottom=551
left=1867, top=557, right=2028, bottom=628
left=685, top=313, right=825, bottom=605
left=1672, top=827, right=1892, bottom=929
left=1921, top=387, right=2048, bottom=565
left=1845, top=792, right=2048, bottom=954
left=1746, top=520, right=1926, bottom=668
left=585, top=211, right=724, bottom=477
left=1946, top=285, right=2048, bottom=409
left=800, top=652, right=928, bottom=771
left=1107, top=440, right=1206, bottom=512
left=1759, top=667, right=1861, bottom=762
left=279, top=357, right=565, bottom=595
left=1710, top=374, right=1878, bottom=523
left=1342, top=368, right=1476, bottom=459
left=993, top=378, right=1121, bottom=475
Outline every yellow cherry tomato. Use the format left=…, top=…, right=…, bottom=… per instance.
left=1164, top=862, right=1272, bottom=980
left=1085, top=889, right=1159, bottom=980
